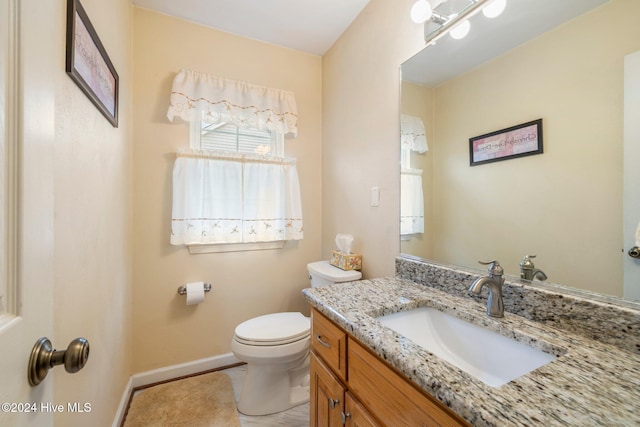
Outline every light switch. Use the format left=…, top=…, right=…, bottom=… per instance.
left=371, top=186, right=380, bottom=207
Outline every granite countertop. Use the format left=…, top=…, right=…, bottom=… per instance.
left=302, top=277, right=640, bottom=426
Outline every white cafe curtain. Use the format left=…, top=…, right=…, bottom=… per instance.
left=171, top=150, right=304, bottom=245
left=401, top=114, right=428, bottom=153
left=400, top=168, right=424, bottom=235
left=167, top=69, right=299, bottom=137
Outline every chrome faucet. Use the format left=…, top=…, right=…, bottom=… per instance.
left=519, top=255, right=548, bottom=281
left=468, top=260, right=504, bottom=318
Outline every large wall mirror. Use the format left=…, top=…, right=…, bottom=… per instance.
left=400, top=0, right=640, bottom=300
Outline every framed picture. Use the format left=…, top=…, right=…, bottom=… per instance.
left=65, top=0, right=119, bottom=127
left=469, top=119, right=543, bottom=166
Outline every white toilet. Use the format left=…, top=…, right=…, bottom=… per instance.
left=231, top=260, right=362, bottom=415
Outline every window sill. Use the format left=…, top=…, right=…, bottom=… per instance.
left=187, top=241, right=285, bottom=254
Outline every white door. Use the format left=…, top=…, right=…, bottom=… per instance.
left=623, top=50, right=640, bottom=301
left=0, top=0, right=56, bottom=425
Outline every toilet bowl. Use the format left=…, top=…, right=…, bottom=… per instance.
left=231, top=261, right=362, bottom=415
left=231, top=312, right=311, bottom=415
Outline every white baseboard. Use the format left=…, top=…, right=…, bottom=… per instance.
left=112, top=353, right=241, bottom=427
left=112, top=376, right=133, bottom=427
left=130, top=352, right=241, bottom=388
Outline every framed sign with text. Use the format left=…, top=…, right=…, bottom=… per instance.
left=65, top=0, right=119, bottom=127
left=469, top=119, right=543, bottom=166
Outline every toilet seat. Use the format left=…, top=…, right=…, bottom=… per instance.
left=234, top=312, right=310, bottom=346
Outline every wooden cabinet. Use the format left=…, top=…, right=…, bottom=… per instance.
left=311, top=352, right=380, bottom=427
left=311, top=352, right=345, bottom=427
left=344, top=392, right=380, bottom=427
left=310, top=307, right=469, bottom=427
left=349, top=339, right=466, bottom=426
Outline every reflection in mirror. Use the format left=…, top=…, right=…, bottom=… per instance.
left=400, top=114, right=427, bottom=238
left=400, top=0, right=640, bottom=299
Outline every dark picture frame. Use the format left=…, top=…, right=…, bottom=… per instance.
left=65, top=0, right=119, bottom=127
left=469, top=119, right=543, bottom=166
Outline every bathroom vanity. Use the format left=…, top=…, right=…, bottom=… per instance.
left=310, top=307, right=467, bottom=426
left=303, top=258, right=640, bottom=426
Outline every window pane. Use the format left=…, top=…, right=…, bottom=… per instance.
left=201, top=123, right=273, bottom=155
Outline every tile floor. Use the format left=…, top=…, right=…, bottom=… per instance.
left=223, top=365, right=309, bottom=427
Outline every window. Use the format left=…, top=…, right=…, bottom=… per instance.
left=190, top=120, right=283, bottom=156
left=167, top=71, right=303, bottom=253
left=171, top=119, right=303, bottom=253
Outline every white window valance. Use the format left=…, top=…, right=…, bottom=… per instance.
left=171, top=149, right=304, bottom=246
left=401, top=114, right=428, bottom=153
left=167, top=69, right=299, bottom=137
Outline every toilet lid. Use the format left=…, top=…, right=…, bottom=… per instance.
left=235, top=312, right=310, bottom=346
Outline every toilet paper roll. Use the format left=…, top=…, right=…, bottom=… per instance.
left=185, top=281, right=205, bottom=305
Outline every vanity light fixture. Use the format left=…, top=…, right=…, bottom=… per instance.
left=482, top=0, right=507, bottom=18
left=449, top=18, right=471, bottom=39
left=411, top=0, right=446, bottom=24
left=410, top=0, right=433, bottom=24
left=418, top=0, right=507, bottom=45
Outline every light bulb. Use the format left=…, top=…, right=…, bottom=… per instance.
left=411, top=0, right=433, bottom=24
left=482, top=0, right=507, bottom=18
left=449, top=19, right=470, bottom=39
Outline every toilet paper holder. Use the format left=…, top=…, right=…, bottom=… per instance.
left=177, top=283, right=212, bottom=295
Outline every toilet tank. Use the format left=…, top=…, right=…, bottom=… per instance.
left=307, top=261, right=362, bottom=288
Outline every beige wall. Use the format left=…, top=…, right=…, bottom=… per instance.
left=427, top=0, right=640, bottom=295
left=131, top=8, right=322, bottom=372
left=322, top=0, right=425, bottom=278
left=52, top=0, right=133, bottom=424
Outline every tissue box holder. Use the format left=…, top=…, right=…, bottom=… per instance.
left=330, top=250, right=362, bottom=271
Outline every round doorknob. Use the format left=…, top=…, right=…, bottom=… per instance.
left=28, top=337, right=90, bottom=386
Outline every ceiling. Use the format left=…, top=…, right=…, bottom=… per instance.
left=130, top=1, right=610, bottom=84
left=130, top=0, right=370, bottom=56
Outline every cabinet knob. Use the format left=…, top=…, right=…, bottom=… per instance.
left=329, top=398, right=340, bottom=409
left=341, top=412, right=352, bottom=423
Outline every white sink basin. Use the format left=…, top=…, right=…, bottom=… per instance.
left=376, top=307, right=557, bottom=387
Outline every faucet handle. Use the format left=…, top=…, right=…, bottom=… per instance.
left=520, top=255, right=536, bottom=269
left=478, top=260, right=503, bottom=276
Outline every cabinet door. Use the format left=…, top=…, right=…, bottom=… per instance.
left=311, top=351, right=345, bottom=427
left=344, top=392, right=381, bottom=427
